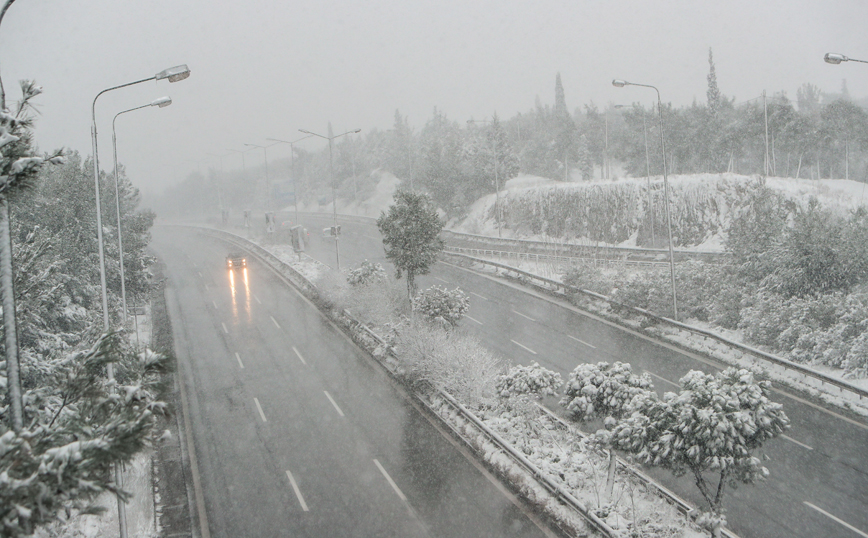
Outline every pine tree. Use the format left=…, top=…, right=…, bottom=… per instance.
left=553, top=73, right=577, bottom=180
left=377, top=190, right=444, bottom=296
left=577, top=134, right=592, bottom=180
left=707, top=48, right=722, bottom=118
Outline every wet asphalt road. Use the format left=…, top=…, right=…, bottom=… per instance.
left=288, top=213, right=868, bottom=538
left=151, top=226, right=555, bottom=538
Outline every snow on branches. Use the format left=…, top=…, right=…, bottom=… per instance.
left=412, top=285, right=469, bottom=328
left=609, top=367, right=789, bottom=535
left=496, top=361, right=562, bottom=400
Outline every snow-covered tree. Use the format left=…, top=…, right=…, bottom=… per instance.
left=1, top=334, right=168, bottom=537
left=609, top=367, right=789, bottom=537
left=377, top=190, right=444, bottom=296
left=412, top=285, right=469, bottom=328
left=560, top=361, right=653, bottom=499
left=1, top=76, right=65, bottom=433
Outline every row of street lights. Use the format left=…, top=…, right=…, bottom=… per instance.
left=90, top=63, right=191, bottom=538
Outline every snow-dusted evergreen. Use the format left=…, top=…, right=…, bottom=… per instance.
left=610, top=367, right=789, bottom=537
left=412, top=285, right=469, bottom=328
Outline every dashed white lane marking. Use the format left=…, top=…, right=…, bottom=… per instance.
left=286, top=470, right=309, bottom=512
left=362, top=234, right=379, bottom=241
left=292, top=346, right=307, bottom=365
left=646, top=371, right=679, bottom=387
left=323, top=391, right=345, bottom=417
left=511, top=339, right=537, bottom=355
left=803, top=501, right=868, bottom=537
left=204, top=284, right=210, bottom=290
left=771, top=387, right=868, bottom=433
left=781, top=434, right=813, bottom=451
left=254, top=398, right=267, bottom=422
left=373, top=459, right=407, bottom=501
left=235, top=353, right=244, bottom=369
left=470, top=292, right=488, bottom=300
left=567, top=334, right=596, bottom=349
left=221, top=322, right=229, bottom=334
left=198, top=271, right=203, bottom=278
left=434, top=277, right=449, bottom=284
left=465, top=315, right=483, bottom=325
left=512, top=309, right=536, bottom=322
left=253, top=294, right=262, bottom=304
left=270, top=316, right=281, bottom=329
left=212, top=300, right=218, bottom=309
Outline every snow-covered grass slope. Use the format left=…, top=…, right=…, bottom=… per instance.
left=452, top=173, right=868, bottom=251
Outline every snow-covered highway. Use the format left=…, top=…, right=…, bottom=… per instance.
left=295, top=213, right=868, bottom=538
left=151, top=226, right=555, bottom=538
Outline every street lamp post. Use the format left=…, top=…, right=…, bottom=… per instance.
left=111, top=96, right=172, bottom=329
left=298, top=127, right=361, bottom=270
left=245, top=142, right=279, bottom=212
left=613, top=79, right=678, bottom=320
left=91, top=64, right=189, bottom=538
left=642, top=109, right=655, bottom=247
left=467, top=118, right=502, bottom=238
left=267, top=134, right=315, bottom=225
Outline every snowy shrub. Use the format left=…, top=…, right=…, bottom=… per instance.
left=496, top=362, right=562, bottom=400
left=346, top=259, right=387, bottom=287
left=610, top=367, right=789, bottom=532
left=396, top=323, right=506, bottom=407
left=412, top=285, right=470, bottom=328
left=561, top=264, right=614, bottom=295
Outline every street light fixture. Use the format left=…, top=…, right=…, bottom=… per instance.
left=612, top=78, right=678, bottom=320
left=467, top=118, right=503, bottom=238
left=90, top=63, right=189, bottom=538
left=267, top=134, right=315, bottom=225
left=111, top=96, right=173, bottom=330
left=824, top=53, right=868, bottom=65
left=298, top=127, right=362, bottom=270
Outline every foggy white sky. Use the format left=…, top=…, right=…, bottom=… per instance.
left=2, top=0, right=866, bottom=195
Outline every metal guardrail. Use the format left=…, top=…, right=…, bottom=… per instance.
left=443, top=251, right=868, bottom=402
left=444, top=245, right=669, bottom=268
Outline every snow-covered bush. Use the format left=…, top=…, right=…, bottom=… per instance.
left=412, top=285, right=470, bottom=328
left=610, top=367, right=789, bottom=537
left=396, top=323, right=505, bottom=407
left=561, top=264, right=613, bottom=296
left=496, top=362, right=562, bottom=400
left=346, top=259, right=387, bottom=287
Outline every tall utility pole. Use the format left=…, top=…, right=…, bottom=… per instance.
left=763, top=90, right=770, bottom=176
left=643, top=109, right=655, bottom=247
left=468, top=117, right=502, bottom=238
left=267, top=134, right=315, bottom=225
left=298, top=126, right=361, bottom=270
left=245, top=142, right=278, bottom=211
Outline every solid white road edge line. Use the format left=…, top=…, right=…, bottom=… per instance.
left=270, top=316, right=281, bottom=329
left=464, top=315, right=483, bottom=325
left=567, top=334, right=596, bottom=349
left=470, top=291, right=488, bottom=300
left=512, top=309, right=536, bottom=322
left=373, top=459, right=407, bottom=501
left=292, top=346, right=307, bottom=365
left=323, top=391, right=345, bottom=417
left=221, top=322, right=228, bottom=334
left=511, top=339, right=537, bottom=355
left=803, top=501, right=868, bottom=537
left=781, top=434, right=813, bottom=451
left=235, top=352, right=244, bottom=369
left=434, top=277, right=449, bottom=283
left=285, top=470, right=310, bottom=512
left=254, top=398, right=267, bottom=422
